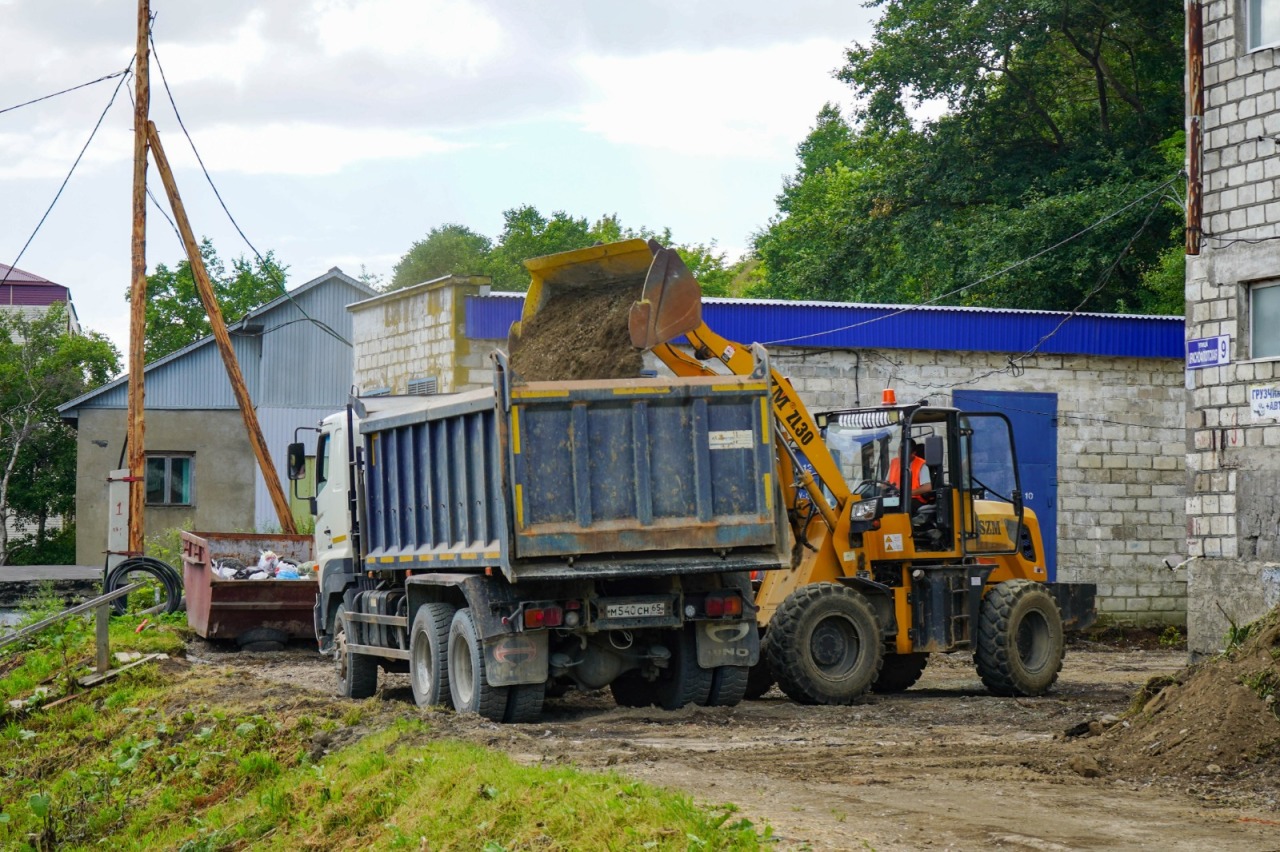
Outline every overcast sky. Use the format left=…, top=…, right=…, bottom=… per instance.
left=0, top=0, right=876, bottom=364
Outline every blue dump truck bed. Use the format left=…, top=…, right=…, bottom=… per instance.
left=358, top=369, right=789, bottom=582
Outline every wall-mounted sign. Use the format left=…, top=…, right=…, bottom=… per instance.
left=1187, top=335, right=1231, bottom=369
left=1250, top=384, right=1280, bottom=421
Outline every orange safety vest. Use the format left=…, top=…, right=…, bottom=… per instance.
left=888, top=455, right=929, bottom=503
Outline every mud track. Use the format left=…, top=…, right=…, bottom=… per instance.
left=204, top=641, right=1280, bottom=850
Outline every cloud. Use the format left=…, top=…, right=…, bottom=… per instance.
left=157, top=122, right=465, bottom=175
left=310, top=0, right=505, bottom=73
left=573, top=40, right=853, bottom=159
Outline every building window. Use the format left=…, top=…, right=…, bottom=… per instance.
left=1253, top=282, right=1280, bottom=358
left=146, top=454, right=194, bottom=506
left=1249, top=0, right=1280, bottom=50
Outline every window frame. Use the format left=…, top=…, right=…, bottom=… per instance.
left=1250, top=280, right=1280, bottom=360
left=1247, top=0, right=1280, bottom=52
left=144, top=453, right=195, bottom=507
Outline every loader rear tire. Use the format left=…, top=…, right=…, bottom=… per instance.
left=654, top=626, right=713, bottom=710
left=975, top=580, right=1064, bottom=697
left=409, top=603, right=455, bottom=709
left=335, top=606, right=378, bottom=699
left=767, top=583, right=883, bottom=705
left=871, top=653, right=929, bottom=693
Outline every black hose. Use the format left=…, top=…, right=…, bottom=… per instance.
left=104, top=556, right=184, bottom=616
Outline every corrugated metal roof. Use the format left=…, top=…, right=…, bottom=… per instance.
left=464, top=293, right=1184, bottom=358
left=58, top=268, right=377, bottom=416
left=0, top=264, right=54, bottom=284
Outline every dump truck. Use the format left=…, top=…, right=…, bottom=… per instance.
left=287, top=286, right=791, bottom=720
left=532, top=238, right=1098, bottom=704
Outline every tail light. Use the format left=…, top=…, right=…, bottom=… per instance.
left=705, top=591, right=743, bottom=618
left=523, top=605, right=564, bottom=629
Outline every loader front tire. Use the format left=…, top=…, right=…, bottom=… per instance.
left=335, top=606, right=378, bottom=699
left=767, top=583, right=883, bottom=705
left=409, top=603, right=455, bottom=709
left=975, top=580, right=1064, bottom=697
left=871, top=653, right=929, bottom=693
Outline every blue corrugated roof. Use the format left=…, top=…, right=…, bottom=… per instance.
left=465, top=294, right=1183, bottom=359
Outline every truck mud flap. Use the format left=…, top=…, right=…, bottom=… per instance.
left=695, top=620, right=760, bottom=667
left=484, top=631, right=549, bottom=687
left=1046, top=582, right=1098, bottom=633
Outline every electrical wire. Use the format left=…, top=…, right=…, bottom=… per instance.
left=147, top=31, right=351, bottom=346
left=762, top=174, right=1184, bottom=348
left=0, top=68, right=130, bottom=117
left=0, top=59, right=135, bottom=291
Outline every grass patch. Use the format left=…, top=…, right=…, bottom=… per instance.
left=0, top=663, right=767, bottom=850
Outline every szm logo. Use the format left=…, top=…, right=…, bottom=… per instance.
left=978, top=520, right=1002, bottom=536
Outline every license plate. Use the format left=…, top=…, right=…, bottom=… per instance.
left=605, top=601, right=667, bottom=619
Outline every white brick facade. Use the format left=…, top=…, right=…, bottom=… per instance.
left=1186, top=0, right=1280, bottom=655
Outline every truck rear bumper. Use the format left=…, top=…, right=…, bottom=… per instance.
left=508, top=550, right=785, bottom=582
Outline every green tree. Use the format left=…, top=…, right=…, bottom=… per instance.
left=389, top=224, right=492, bottom=291
left=0, top=303, right=119, bottom=565
left=132, top=238, right=287, bottom=361
left=483, top=206, right=598, bottom=290
left=755, top=0, right=1184, bottom=314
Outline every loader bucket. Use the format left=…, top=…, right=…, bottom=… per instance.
left=506, top=238, right=703, bottom=356
left=629, top=243, right=702, bottom=350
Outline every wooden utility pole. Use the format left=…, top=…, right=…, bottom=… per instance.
left=126, top=0, right=150, bottom=554
left=1187, top=0, right=1204, bottom=256
left=146, top=122, right=298, bottom=534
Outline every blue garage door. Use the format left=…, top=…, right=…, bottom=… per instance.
left=953, top=390, right=1058, bottom=581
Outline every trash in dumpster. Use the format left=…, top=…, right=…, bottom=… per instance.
left=210, top=551, right=317, bottom=581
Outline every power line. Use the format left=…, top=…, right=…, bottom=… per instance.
left=147, top=31, right=350, bottom=347
left=0, top=68, right=130, bottom=118
left=762, top=174, right=1184, bottom=348
left=0, top=61, right=135, bottom=290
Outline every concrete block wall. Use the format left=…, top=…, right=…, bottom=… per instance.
left=1184, top=1, right=1280, bottom=655
left=350, top=276, right=491, bottom=396
left=771, top=348, right=1188, bottom=625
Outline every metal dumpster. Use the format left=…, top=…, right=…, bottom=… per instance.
left=180, top=530, right=315, bottom=642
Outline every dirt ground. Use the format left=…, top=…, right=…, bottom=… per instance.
left=189, top=637, right=1280, bottom=851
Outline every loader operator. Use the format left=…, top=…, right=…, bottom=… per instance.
left=887, top=440, right=933, bottom=504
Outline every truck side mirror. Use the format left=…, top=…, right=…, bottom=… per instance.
left=287, top=443, right=307, bottom=481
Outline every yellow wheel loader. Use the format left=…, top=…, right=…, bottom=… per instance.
left=513, top=239, right=1097, bottom=705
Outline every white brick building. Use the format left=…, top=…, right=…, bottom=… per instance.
left=1185, top=0, right=1280, bottom=654
left=353, top=281, right=1189, bottom=625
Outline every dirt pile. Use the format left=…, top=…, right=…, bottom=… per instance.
left=508, top=283, right=644, bottom=381
left=1088, top=608, right=1280, bottom=781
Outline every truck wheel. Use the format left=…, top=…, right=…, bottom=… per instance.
left=504, top=683, right=545, bottom=724
left=448, top=608, right=510, bottom=722
left=975, top=580, right=1064, bottom=697
left=872, top=653, right=928, bottom=693
left=766, top=583, right=883, bottom=705
left=744, top=659, right=775, bottom=699
left=335, top=606, right=378, bottom=699
left=654, top=626, right=712, bottom=710
left=610, top=671, right=655, bottom=708
left=409, top=603, right=455, bottom=709
left=705, top=665, right=749, bottom=707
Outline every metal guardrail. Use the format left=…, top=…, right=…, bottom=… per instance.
left=0, top=583, right=141, bottom=674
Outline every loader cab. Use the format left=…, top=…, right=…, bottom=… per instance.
left=819, top=401, right=1026, bottom=560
